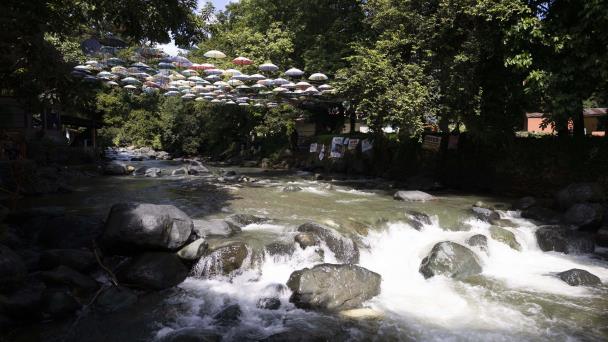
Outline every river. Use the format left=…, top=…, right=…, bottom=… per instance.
left=21, top=154, right=608, bottom=341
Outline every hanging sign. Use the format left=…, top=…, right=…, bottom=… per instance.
left=309, top=143, right=318, bottom=153
left=330, top=137, right=345, bottom=158
left=318, top=144, right=326, bottom=160
left=348, top=139, right=360, bottom=150
left=422, top=135, right=442, bottom=151
left=361, top=139, right=373, bottom=153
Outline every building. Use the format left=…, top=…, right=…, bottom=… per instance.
left=524, top=108, right=607, bottom=136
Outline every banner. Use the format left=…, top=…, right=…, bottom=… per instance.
left=422, top=135, right=442, bottom=151
left=330, top=137, right=345, bottom=158
left=361, top=139, right=373, bottom=153
left=347, top=139, right=360, bottom=150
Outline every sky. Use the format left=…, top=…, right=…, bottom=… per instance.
left=158, top=0, right=236, bottom=56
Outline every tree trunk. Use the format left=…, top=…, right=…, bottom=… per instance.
left=349, top=108, right=356, bottom=135
left=572, top=100, right=585, bottom=139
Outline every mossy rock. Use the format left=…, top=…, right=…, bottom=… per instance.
left=489, top=226, right=521, bottom=251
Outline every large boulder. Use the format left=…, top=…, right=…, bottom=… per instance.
left=405, top=210, right=432, bottom=230
left=145, top=168, right=162, bottom=178
left=39, top=249, right=96, bottom=272
left=563, top=203, right=604, bottom=230
left=225, top=213, right=269, bottom=228
left=192, top=219, right=241, bottom=238
left=489, top=226, right=522, bottom=251
left=192, top=241, right=249, bottom=277
left=297, top=223, right=359, bottom=264
left=0, top=245, right=27, bottom=290
left=556, top=183, right=605, bottom=210
left=393, top=190, right=436, bottom=202
left=521, top=207, right=561, bottom=224
left=294, top=232, right=319, bottom=249
left=556, top=269, right=602, bottom=287
left=103, top=162, right=127, bottom=175
left=116, top=252, right=187, bottom=290
left=535, top=226, right=595, bottom=254
left=287, top=263, right=381, bottom=311
left=419, top=241, right=482, bottom=280
left=101, top=203, right=193, bottom=252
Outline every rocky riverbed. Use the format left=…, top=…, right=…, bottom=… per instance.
left=1, top=149, right=607, bottom=341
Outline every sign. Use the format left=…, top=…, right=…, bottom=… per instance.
left=309, top=143, right=318, bottom=153
left=330, top=137, right=345, bottom=158
left=361, top=139, right=373, bottom=153
left=318, top=144, right=326, bottom=160
left=422, top=135, right=442, bottom=151
left=347, top=139, right=360, bottom=150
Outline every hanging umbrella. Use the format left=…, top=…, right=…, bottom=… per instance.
left=204, top=50, right=227, bottom=59
left=258, top=79, right=274, bottom=87
left=193, top=63, right=215, bottom=70
left=188, top=76, right=204, bottom=82
left=295, top=81, right=312, bottom=89
left=106, top=58, right=125, bottom=66
left=97, top=71, right=114, bottom=78
left=182, top=93, right=196, bottom=100
left=273, top=78, right=289, bottom=86
left=284, top=68, right=304, bottom=77
left=205, top=75, right=221, bottom=82
left=251, top=84, right=266, bottom=90
left=132, top=62, right=150, bottom=69
left=172, top=56, right=193, bottom=68
left=74, top=65, right=91, bottom=72
left=304, top=86, right=320, bottom=94
left=233, top=56, right=253, bottom=66
left=171, top=74, right=186, bottom=80
left=318, top=84, right=333, bottom=90
left=249, top=74, right=266, bottom=81
left=121, top=77, right=141, bottom=85
left=123, top=84, right=137, bottom=90
left=224, top=69, right=242, bottom=76
left=195, top=97, right=206, bottom=102
left=181, top=69, right=199, bottom=77
left=158, top=62, right=176, bottom=69
left=105, top=81, right=119, bottom=87
left=308, top=73, right=328, bottom=81
left=204, top=68, right=223, bottom=75
left=259, top=63, right=279, bottom=72
left=236, top=85, right=251, bottom=91
left=232, top=74, right=250, bottom=81
left=228, top=79, right=244, bottom=87
left=164, top=91, right=180, bottom=97
left=283, top=82, right=296, bottom=89
left=145, top=81, right=161, bottom=88
left=272, top=87, right=288, bottom=93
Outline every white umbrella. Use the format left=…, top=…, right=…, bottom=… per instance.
left=182, top=93, right=196, bottom=100
left=123, top=84, right=137, bottom=90
left=273, top=78, right=289, bottom=85
left=214, top=81, right=230, bottom=87
left=224, top=69, right=242, bottom=76
left=204, top=50, right=227, bottom=59
left=236, top=85, right=251, bottom=90
left=188, top=76, right=204, bottom=82
left=272, top=87, right=288, bottom=93
left=106, top=81, right=119, bottom=87
left=249, top=74, right=266, bottom=81
left=232, top=74, right=250, bottom=81
left=251, top=84, right=266, bottom=89
left=195, top=97, right=205, bottom=102
left=309, top=73, right=328, bottom=81
left=228, top=79, right=244, bottom=87
left=283, top=82, right=296, bottom=89
left=295, top=81, right=311, bottom=89
left=284, top=68, right=304, bottom=77
left=259, top=63, right=279, bottom=72
left=318, top=84, right=333, bottom=90
left=165, top=91, right=180, bottom=97
left=121, top=77, right=141, bottom=85
left=304, top=86, right=320, bottom=94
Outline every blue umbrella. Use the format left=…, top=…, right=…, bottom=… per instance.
left=158, top=62, right=176, bottom=70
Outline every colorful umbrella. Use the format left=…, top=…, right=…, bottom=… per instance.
left=285, top=68, right=304, bottom=77
left=204, top=50, right=227, bottom=59
left=233, top=56, right=253, bottom=65
left=259, top=63, right=279, bottom=72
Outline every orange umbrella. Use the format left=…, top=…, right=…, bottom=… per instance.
left=233, top=56, right=253, bottom=66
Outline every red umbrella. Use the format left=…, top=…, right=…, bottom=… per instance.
left=233, top=57, right=253, bottom=66
left=192, top=63, right=215, bottom=70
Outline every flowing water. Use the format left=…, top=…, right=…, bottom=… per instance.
left=22, top=154, right=608, bottom=341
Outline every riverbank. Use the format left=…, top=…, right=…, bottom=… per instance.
left=1, top=149, right=607, bottom=341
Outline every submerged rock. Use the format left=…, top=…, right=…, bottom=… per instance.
left=116, top=252, right=187, bottom=290
left=257, top=297, right=281, bottom=310
left=489, top=226, right=522, bottom=251
left=287, top=263, right=381, bottom=311
left=213, top=303, right=241, bottom=326
left=535, top=226, right=594, bottom=254
left=193, top=219, right=241, bottom=238
left=405, top=210, right=432, bottom=230
left=556, top=183, right=605, bottom=210
left=282, top=185, right=303, bottom=192
left=297, top=223, right=359, bottom=264
left=225, top=213, right=270, bottom=227
left=563, top=203, right=604, bottom=230
left=171, top=168, right=188, bottom=176
left=0, top=245, right=27, bottom=290
left=556, top=269, right=602, bottom=286
left=160, top=328, right=221, bottom=342
left=466, top=234, right=488, bottom=252
left=265, top=242, right=296, bottom=256
left=101, top=203, right=193, bottom=252
left=294, top=232, right=319, bottom=249
left=176, top=238, right=208, bottom=261
left=193, top=241, right=249, bottom=277
left=103, top=162, right=127, bottom=175
left=472, top=205, right=500, bottom=223
left=145, top=168, right=162, bottom=178
left=393, top=190, right=436, bottom=202
left=419, top=241, right=482, bottom=280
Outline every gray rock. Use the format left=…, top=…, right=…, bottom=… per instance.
left=490, top=218, right=517, bottom=228
left=41, top=289, right=81, bottom=318
left=489, top=226, right=522, bottom=251
left=101, top=203, right=193, bottom=252
left=103, top=162, right=127, bottom=175
left=521, top=207, right=561, bottom=224
left=193, top=219, right=241, bottom=237
left=39, top=249, right=96, bottom=272
left=0, top=280, right=45, bottom=319
left=287, top=263, right=381, bottom=311
left=564, top=203, right=604, bottom=230
left=40, top=265, right=99, bottom=292
left=466, top=234, right=488, bottom=252
left=556, top=269, right=602, bottom=286
left=116, top=252, right=187, bottom=290
left=512, top=196, right=537, bottom=210
left=405, top=210, right=432, bottom=230
left=265, top=242, right=296, bottom=256
left=472, top=206, right=500, bottom=222
left=96, top=286, right=138, bottom=313
left=193, top=242, right=249, bottom=277
left=535, top=226, right=595, bottom=254
left=145, top=168, right=162, bottom=177
left=297, top=223, right=359, bottom=264
left=419, top=241, right=482, bottom=280
left=176, top=239, right=208, bottom=261
left=160, top=328, right=221, bottom=342
left=393, top=190, right=436, bottom=202
left=556, top=183, right=605, bottom=210
left=171, top=168, right=188, bottom=176
left=213, top=303, right=241, bottom=326
left=225, top=213, right=270, bottom=227
left=282, top=185, right=303, bottom=192
left=0, top=245, right=26, bottom=290
left=257, top=297, right=281, bottom=310
left=294, top=232, right=319, bottom=249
